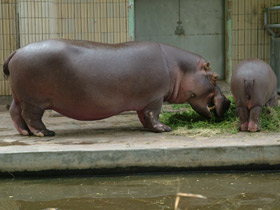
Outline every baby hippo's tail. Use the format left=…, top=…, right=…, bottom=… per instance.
left=244, top=79, right=254, bottom=100
left=3, top=50, right=16, bottom=78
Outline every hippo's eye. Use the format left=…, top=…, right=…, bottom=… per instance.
left=191, top=91, right=196, bottom=98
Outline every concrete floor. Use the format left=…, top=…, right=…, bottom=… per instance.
left=0, top=82, right=280, bottom=176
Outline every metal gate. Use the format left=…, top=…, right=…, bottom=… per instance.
left=265, top=6, right=280, bottom=92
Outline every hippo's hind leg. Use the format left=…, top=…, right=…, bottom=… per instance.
left=248, top=106, right=261, bottom=132
left=9, top=100, right=31, bottom=136
left=267, top=90, right=278, bottom=107
left=137, top=99, right=171, bottom=133
left=21, top=102, right=55, bottom=137
left=236, top=106, right=249, bottom=131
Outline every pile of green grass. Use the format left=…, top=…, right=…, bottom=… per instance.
left=160, top=97, right=280, bottom=136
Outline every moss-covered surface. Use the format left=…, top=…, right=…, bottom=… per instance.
left=160, top=97, right=280, bottom=137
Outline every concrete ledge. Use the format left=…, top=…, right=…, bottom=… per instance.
left=0, top=143, right=280, bottom=176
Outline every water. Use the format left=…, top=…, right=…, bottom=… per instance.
left=0, top=171, right=280, bottom=210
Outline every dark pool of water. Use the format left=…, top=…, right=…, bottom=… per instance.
left=0, top=171, right=280, bottom=210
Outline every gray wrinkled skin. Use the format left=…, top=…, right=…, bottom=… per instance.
left=4, top=39, right=230, bottom=136
left=231, top=59, right=278, bottom=132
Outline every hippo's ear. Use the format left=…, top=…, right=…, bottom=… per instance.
left=203, top=62, right=210, bottom=71
left=210, top=72, right=218, bottom=86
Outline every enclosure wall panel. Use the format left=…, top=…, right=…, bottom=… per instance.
left=135, top=0, right=225, bottom=79
left=1, top=0, right=279, bottom=96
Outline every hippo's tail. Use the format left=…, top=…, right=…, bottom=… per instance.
left=3, top=50, right=16, bottom=78
left=244, top=79, right=255, bottom=100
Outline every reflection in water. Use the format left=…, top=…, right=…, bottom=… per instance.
left=0, top=171, right=280, bottom=210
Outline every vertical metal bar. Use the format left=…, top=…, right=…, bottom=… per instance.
left=67, top=1, right=69, bottom=38
left=236, top=0, right=239, bottom=65
left=86, top=0, right=89, bottom=41
left=41, top=0, right=44, bottom=40
left=99, top=0, right=102, bottom=42
left=33, top=0, right=36, bottom=41
left=128, top=0, right=134, bottom=41
left=47, top=0, right=50, bottom=40
left=27, top=0, right=30, bottom=44
left=243, top=0, right=245, bottom=61
left=112, top=0, right=115, bottom=43
left=125, top=0, right=128, bottom=41
left=225, top=0, right=232, bottom=83
left=80, top=0, right=82, bottom=39
left=106, top=0, right=108, bottom=43
left=264, top=8, right=268, bottom=25
left=1, top=2, right=4, bottom=95
left=256, top=0, right=259, bottom=58
left=270, top=36, right=275, bottom=70
left=118, top=0, right=121, bottom=42
left=16, top=0, right=20, bottom=48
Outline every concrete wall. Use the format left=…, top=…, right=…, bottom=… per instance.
left=135, top=0, right=225, bottom=79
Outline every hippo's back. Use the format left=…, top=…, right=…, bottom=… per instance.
left=7, top=39, right=171, bottom=120
left=233, top=59, right=274, bottom=80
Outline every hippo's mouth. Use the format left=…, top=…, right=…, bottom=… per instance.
left=189, top=96, right=220, bottom=119
left=207, top=96, right=231, bottom=118
left=207, top=97, right=216, bottom=114
left=190, top=103, right=213, bottom=119
left=207, top=105, right=216, bottom=111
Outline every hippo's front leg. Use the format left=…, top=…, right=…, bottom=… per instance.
left=137, top=99, right=171, bottom=133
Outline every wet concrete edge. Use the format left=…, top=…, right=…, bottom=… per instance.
left=0, top=144, right=280, bottom=177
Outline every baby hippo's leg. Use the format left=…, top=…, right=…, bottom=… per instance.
left=236, top=106, right=249, bottom=131
left=266, top=90, right=278, bottom=107
left=248, top=106, right=262, bottom=132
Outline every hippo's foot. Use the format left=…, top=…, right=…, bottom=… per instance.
left=32, top=129, right=55, bottom=137
left=248, top=121, right=260, bottom=132
left=137, top=100, right=171, bottom=133
left=138, top=111, right=172, bottom=133
left=239, top=121, right=248, bottom=132
left=152, top=123, right=172, bottom=133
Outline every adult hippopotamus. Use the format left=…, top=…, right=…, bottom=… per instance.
left=231, top=59, right=278, bottom=132
left=4, top=39, right=230, bottom=136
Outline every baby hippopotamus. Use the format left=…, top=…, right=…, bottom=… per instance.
left=231, top=59, right=278, bottom=132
